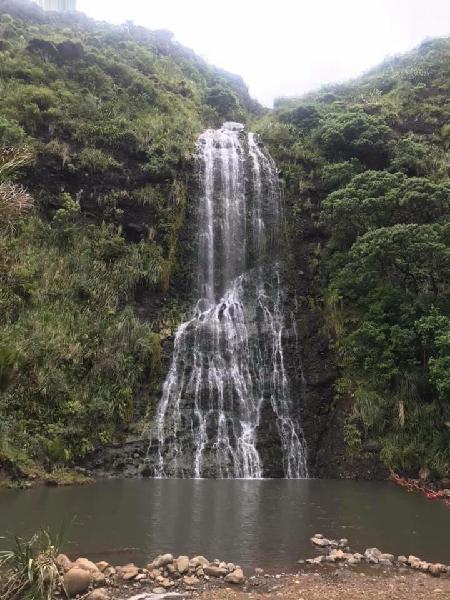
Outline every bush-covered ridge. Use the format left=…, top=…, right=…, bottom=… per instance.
left=257, top=36, right=450, bottom=478
left=0, top=0, right=261, bottom=480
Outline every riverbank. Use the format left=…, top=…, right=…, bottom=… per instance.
left=192, top=570, right=450, bottom=600
left=45, top=539, right=450, bottom=600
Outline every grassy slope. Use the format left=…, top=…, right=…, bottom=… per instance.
left=256, top=37, right=450, bottom=479
left=0, top=0, right=260, bottom=482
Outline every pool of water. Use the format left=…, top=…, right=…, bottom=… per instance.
left=0, top=479, right=448, bottom=571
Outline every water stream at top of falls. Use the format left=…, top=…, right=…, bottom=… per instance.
left=149, top=122, right=308, bottom=478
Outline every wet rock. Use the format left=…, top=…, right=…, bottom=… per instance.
left=408, top=555, right=422, bottom=568
left=364, top=548, right=382, bottom=564
left=429, top=564, right=447, bottom=577
left=175, top=556, right=189, bottom=574
left=103, top=566, right=116, bottom=577
left=64, top=567, right=92, bottom=597
left=306, top=556, right=323, bottom=565
left=153, top=554, right=174, bottom=568
left=190, top=555, right=209, bottom=568
left=87, top=589, right=110, bottom=600
left=75, top=557, right=100, bottom=573
left=120, top=564, right=140, bottom=580
left=380, top=553, right=395, bottom=562
left=149, top=568, right=162, bottom=579
left=92, top=571, right=107, bottom=586
left=204, top=565, right=228, bottom=577
left=311, top=536, right=331, bottom=547
left=96, top=561, right=110, bottom=573
left=224, top=568, right=244, bottom=584
left=56, top=553, right=73, bottom=573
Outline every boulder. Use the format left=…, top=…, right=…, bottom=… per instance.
left=64, top=567, right=92, bottom=597
left=56, top=553, right=74, bottom=573
left=204, top=565, right=228, bottom=577
left=176, top=556, right=189, bottom=574
left=75, top=558, right=100, bottom=573
left=224, top=568, right=244, bottom=584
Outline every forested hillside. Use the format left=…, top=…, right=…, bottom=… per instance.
left=256, top=37, right=450, bottom=479
left=0, top=0, right=259, bottom=482
left=1, top=0, right=449, bottom=485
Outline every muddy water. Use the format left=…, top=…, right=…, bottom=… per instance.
left=0, top=479, right=448, bottom=570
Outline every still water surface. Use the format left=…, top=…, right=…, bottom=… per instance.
left=0, top=479, right=448, bottom=571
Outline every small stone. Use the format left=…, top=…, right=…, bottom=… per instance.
left=398, top=555, right=407, bottom=564
left=227, top=563, right=236, bottom=572
left=64, top=568, right=92, bottom=597
left=311, top=536, right=331, bottom=547
left=135, top=573, right=148, bottom=581
left=364, top=548, right=382, bottom=564
left=87, top=589, right=109, bottom=600
left=152, top=587, right=166, bottom=594
left=190, top=555, right=210, bottom=568
left=149, top=568, right=162, bottom=579
left=380, top=553, right=395, bottom=562
left=314, top=533, right=324, bottom=539
left=92, top=571, right=106, bottom=586
left=95, top=561, right=110, bottom=573
left=161, top=577, right=174, bottom=589
left=224, top=568, right=245, bottom=584
left=183, top=575, right=200, bottom=585
left=204, top=565, right=228, bottom=577
left=429, top=564, right=446, bottom=577
left=103, top=566, right=116, bottom=578
left=339, top=538, right=349, bottom=547
left=255, top=568, right=264, bottom=576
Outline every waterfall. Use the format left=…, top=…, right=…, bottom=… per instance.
left=150, top=122, right=308, bottom=478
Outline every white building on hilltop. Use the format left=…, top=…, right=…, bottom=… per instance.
left=36, top=0, right=77, bottom=11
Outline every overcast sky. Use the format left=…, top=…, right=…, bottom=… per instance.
left=77, top=0, right=450, bottom=106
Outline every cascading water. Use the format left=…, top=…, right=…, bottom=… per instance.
left=150, top=122, right=308, bottom=478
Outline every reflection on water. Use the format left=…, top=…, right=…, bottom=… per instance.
left=0, top=479, right=448, bottom=570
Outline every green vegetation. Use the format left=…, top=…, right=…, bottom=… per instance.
left=0, top=528, right=65, bottom=600
left=257, top=36, right=450, bottom=478
left=0, top=0, right=258, bottom=480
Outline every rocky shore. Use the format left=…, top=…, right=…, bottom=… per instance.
left=49, top=534, right=450, bottom=599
